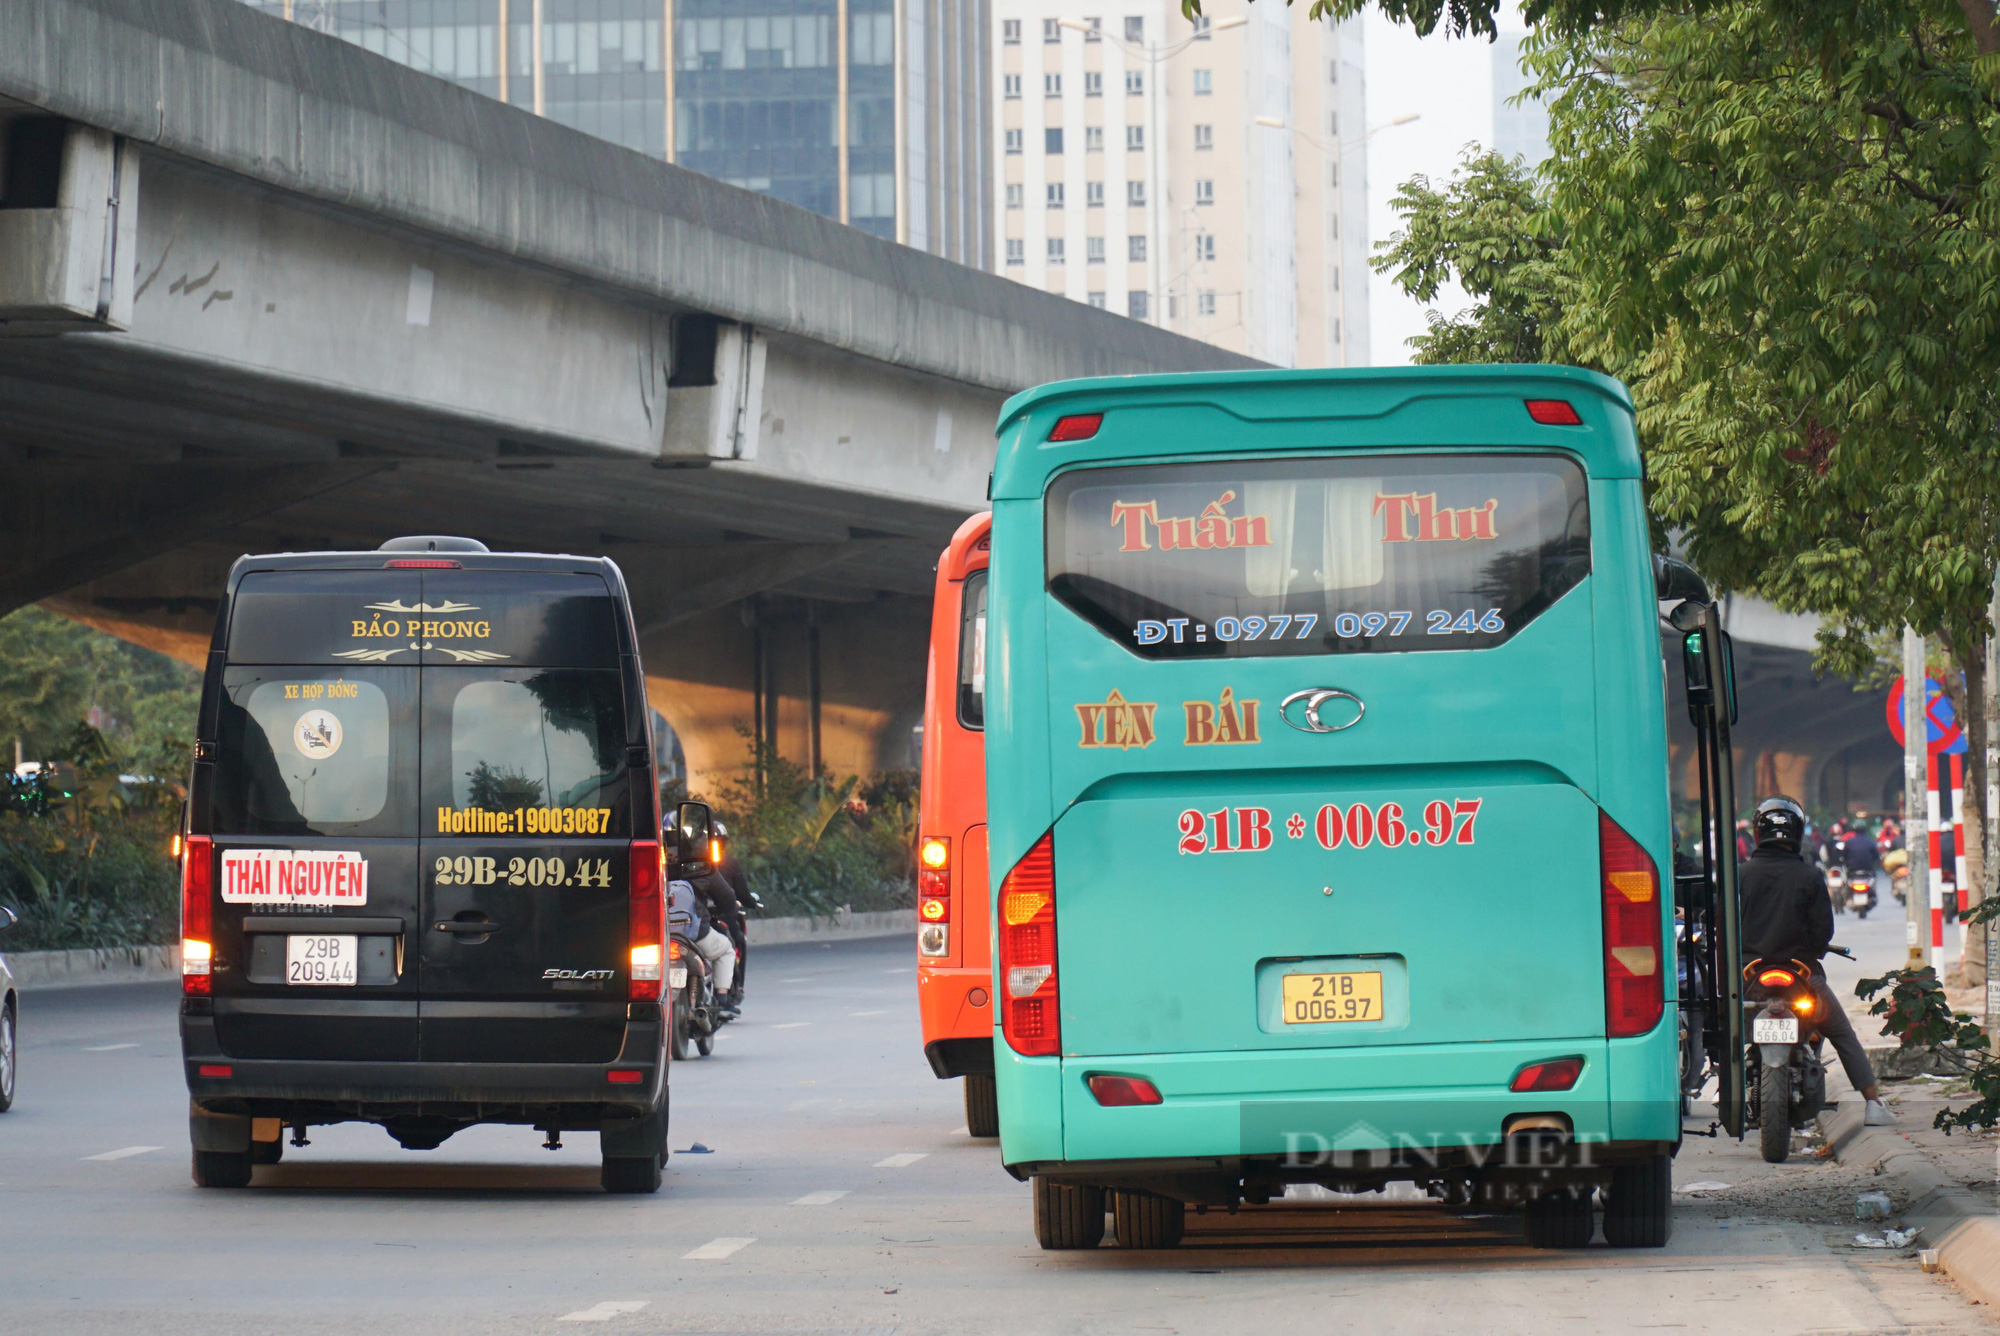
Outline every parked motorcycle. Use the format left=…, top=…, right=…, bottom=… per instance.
left=667, top=879, right=734, bottom=1060
left=1848, top=872, right=1876, bottom=919
left=1743, top=945, right=1852, bottom=1164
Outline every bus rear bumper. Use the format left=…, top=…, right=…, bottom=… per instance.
left=917, top=965, right=995, bottom=1060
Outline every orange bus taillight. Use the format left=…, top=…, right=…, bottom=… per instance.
left=181, top=835, right=213, bottom=995
left=918, top=836, right=950, bottom=956
left=1600, top=812, right=1662, bottom=1037
left=998, top=832, right=1058, bottom=1057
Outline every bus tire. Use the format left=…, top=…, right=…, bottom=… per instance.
left=1111, top=1190, right=1185, bottom=1249
left=1602, top=1152, right=1672, bottom=1247
left=1032, top=1176, right=1104, bottom=1250
left=964, top=1074, right=1000, bottom=1138
left=1521, top=1187, right=1594, bottom=1249
left=191, top=1148, right=254, bottom=1189
left=1759, top=1063, right=1791, bottom=1164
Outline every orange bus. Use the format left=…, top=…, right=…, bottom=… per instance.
left=916, top=511, right=996, bottom=1136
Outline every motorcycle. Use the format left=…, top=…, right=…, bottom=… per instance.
left=1848, top=872, right=1876, bottom=919
left=667, top=879, right=734, bottom=1060
left=1743, top=945, right=1852, bottom=1164
left=1674, top=913, right=1712, bottom=1112
left=1825, top=865, right=1848, bottom=916
left=1884, top=848, right=1911, bottom=904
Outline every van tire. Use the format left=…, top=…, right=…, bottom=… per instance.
left=191, top=1148, right=254, bottom=1188
left=1758, top=1062, right=1791, bottom=1164
left=1603, top=1153, right=1672, bottom=1247
left=1521, top=1188, right=1594, bottom=1248
left=964, top=1074, right=1000, bottom=1138
left=602, top=1152, right=664, bottom=1193
left=1111, top=1190, right=1186, bottom=1249
left=1032, top=1176, right=1104, bottom=1249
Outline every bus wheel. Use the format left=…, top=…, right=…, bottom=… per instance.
left=1032, top=1176, right=1105, bottom=1249
left=1521, top=1187, right=1594, bottom=1249
left=1602, top=1153, right=1672, bottom=1247
left=964, top=1074, right=1000, bottom=1138
left=1111, top=1190, right=1185, bottom=1249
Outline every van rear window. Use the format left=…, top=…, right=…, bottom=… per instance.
left=427, top=669, right=631, bottom=837
left=212, top=669, right=415, bottom=836
left=1046, top=453, right=1590, bottom=658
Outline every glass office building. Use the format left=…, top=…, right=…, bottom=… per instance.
left=245, top=0, right=991, bottom=265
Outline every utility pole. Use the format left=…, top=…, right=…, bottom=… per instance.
left=1906, top=626, right=1931, bottom=969
left=1987, top=574, right=2000, bottom=1033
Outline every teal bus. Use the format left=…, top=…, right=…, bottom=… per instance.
left=983, top=366, right=1742, bottom=1251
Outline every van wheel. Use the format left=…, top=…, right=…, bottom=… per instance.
left=1759, top=1063, right=1792, bottom=1164
left=0, top=999, right=16, bottom=1113
left=964, top=1074, right=1000, bottom=1138
left=1032, top=1176, right=1104, bottom=1249
left=1111, top=1190, right=1185, bottom=1249
left=602, top=1152, right=664, bottom=1194
left=191, top=1148, right=254, bottom=1188
left=1521, top=1188, right=1594, bottom=1248
left=1603, top=1153, right=1672, bottom=1247
left=251, top=1138, right=284, bottom=1165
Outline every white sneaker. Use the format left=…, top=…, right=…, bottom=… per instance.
left=1865, top=1099, right=1899, bottom=1127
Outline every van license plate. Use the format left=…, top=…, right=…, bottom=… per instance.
left=1753, top=1016, right=1799, bottom=1044
left=285, top=935, right=358, bottom=986
left=1281, top=971, right=1384, bottom=1024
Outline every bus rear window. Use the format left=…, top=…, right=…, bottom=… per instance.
left=1046, top=453, right=1590, bottom=658
left=957, top=570, right=988, bottom=730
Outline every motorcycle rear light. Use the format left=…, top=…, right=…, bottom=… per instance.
left=606, top=1069, right=644, bottom=1084
left=182, top=835, right=214, bottom=996
left=197, top=1064, right=232, bottom=1079
left=1757, top=967, right=1798, bottom=989
left=1525, top=399, right=1583, bottom=426
left=1600, top=811, right=1663, bottom=1038
left=382, top=558, right=463, bottom=568
left=1048, top=413, right=1103, bottom=442
left=1509, top=1056, right=1584, bottom=1092
left=628, top=840, right=665, bottom=1000
left=669, top=938, right=683, bottom=961
left=998, top=832, right=1058, bottom=1057
left=1088, top=1074, right=1163, bottom=1107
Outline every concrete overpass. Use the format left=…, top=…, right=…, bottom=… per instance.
left=0, top=0, right=1260, bottom=789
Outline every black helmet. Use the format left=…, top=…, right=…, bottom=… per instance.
left=1754, top=796, right=1806, bottom=852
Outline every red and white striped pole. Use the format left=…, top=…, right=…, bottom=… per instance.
left=1953, top=753, right=1968, bottom=967
left=1931, top=748, right=1947, bottom=972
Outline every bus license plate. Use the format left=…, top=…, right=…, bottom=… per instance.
left=1753, top=1016, right=1799, bottom=1044
left=286, top=935, right=358, bottom=986
left=1281, top=971, right=1383, bottom=1024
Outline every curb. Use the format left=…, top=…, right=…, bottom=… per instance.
left=5, top=945, right=181, bottom=992
left=1818, top=1102, right=2000, bottom=1304
left=747, top=909, right=913, bottom=946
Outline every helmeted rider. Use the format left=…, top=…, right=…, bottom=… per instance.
left=1738, top=796, right=1895, bottom=1127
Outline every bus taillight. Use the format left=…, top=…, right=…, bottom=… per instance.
left=998, top=832, right=1058, bottom=1057
left=919, top=837, right=950, bottom=956
left=1599, top=811, right=1662, bottom=1037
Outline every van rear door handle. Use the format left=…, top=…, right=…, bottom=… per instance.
left=433, top=919, right=501, bottom=935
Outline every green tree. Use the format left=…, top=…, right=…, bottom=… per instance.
left=0, top=607, right=199, bottom=776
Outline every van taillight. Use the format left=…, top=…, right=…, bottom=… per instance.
left=629, top=840, right=664, bottom=1001
left=182, top=835, right=213, bottom=995
left=1600, top=811, right=1663, bottom=1037
left=998, top=832, right=1058, bottom=1057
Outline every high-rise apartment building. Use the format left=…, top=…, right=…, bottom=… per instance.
left=244, top=0, right=991, bottom=267
left=1492, top=31, right=1552, bottom=169
left=990, top=1, right=1369, bottom=366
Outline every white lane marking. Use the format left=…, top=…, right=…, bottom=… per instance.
left=84, top=1146, right=162, bottom=1162
left=791, top=1189, right=849, bottom=1205
left=557, top=1300, right=649, bottom=1322
left=683, top=1237, right=756, bottom=1260
left=777, top=977, right=811, bottom=984
left=83, top=1043, right=138, bottom=1051
left=951, top=1126, right=970, bottom=1137
left=771, top=1022, right=811, bottom=1030
left=850, top=1010, right=886, bottom=1017
left=882, top=968, right=913, bottom=975
left=874, top=1153, right=927, bottom=1168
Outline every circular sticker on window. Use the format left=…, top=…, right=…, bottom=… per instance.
left=294, top=709, right=343, bottom=759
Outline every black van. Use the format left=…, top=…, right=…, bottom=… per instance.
left=179, top=536, right=707, bottom=1193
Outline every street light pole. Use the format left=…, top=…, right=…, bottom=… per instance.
left=1906, top=625, right=1931, bottom=969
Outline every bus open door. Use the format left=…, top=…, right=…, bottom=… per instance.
left=917, top=512, right=996, bottom=1136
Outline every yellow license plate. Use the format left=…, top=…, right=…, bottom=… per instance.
left=1281, top=971, right=1384, bottom=1025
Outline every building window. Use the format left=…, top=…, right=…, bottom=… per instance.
left=1087, top=235, right=1106, bottom=263
left=1046, top=127, right=1064, bottom=153
left=1085, top=16, right=1102, bottom=41
left=1328, top=161, right=1339, bottom=187
left=1086, top=125, right=1105, bottom=151
left=1193, top=15, right=1212, bottom=37
left=1127, top=180, right=1146, bottom=206
left=1126, top=125, right=1144, bottom=150
left=1329, top=111, right=1339, bottom=136
left=1005, top=128, right=1024, bottom=154
left=1125, top=69, right=1144, bottom=95
left=1006, top=238, right=1024, bottom=265
left=1194, top=179, right=1214, bottom=205
left=1334, top=318, right=1342, bottom=343
left=1048, top=182, right=1065, bottom=207
left=1089, top=291, right=1107, bottom=308
left=1331, top=267, right=1340, bottom=290
left=1003, top=18, right=1020, bottom=43
left=1006, top=183, right=1023, bottom=208
left=1045, top=73, right=1062, bottom=96
left=1048, top=237, right=1066, bottom=263
left=1086, top=180, right=1104, bottom=206
left=1124, top=16, right=1144, bottom=42
left=1128, top=234, right=1147, bottom=262
left=1330, top=212, right=1339, bottom=237
left=1194, top=124, right=1213, bottom=150
left=1004, top=74, right=1021, bottom=99
left=1043, top=18, right=1061, bottom=42
left=1128, top=290, right=1150, bottom=319
left=1193, top=68, right=1212, bottom=95
left=1085, top=71, right=1103, bottom=97
left=1329, top=58, right=1339, bottom=83
left=1195, top=233, right=1215, bottom=261
left=1197, top=289, right=1217, bottom=317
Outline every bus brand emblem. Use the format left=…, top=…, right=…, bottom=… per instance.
left=1076, top=689, right=1158, bottom=750
left=1279, top=688, right=1365, bottom=735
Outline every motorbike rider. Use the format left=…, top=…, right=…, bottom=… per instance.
left=667, top=816, right=741, bottom=1015
left=709, top=820, right=751, bottom=1009
left=1739, top=796, right=1896, bottom=1127
left=1837, top=820, right=1882, bottom=881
